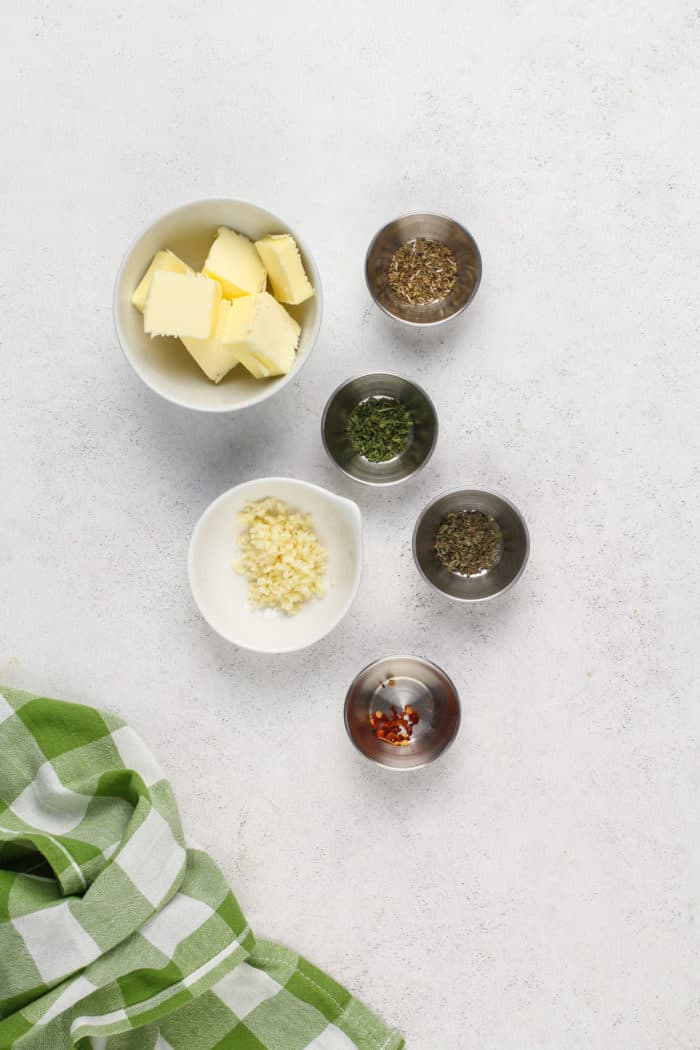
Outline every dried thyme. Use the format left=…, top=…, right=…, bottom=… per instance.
left=346, top=396, right=412, bottom=462
left=387, top=237, right=457, bottom=305
left=435, top=510, right=503, bottom=575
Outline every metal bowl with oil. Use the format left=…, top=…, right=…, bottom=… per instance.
left=413, top=489, right=529, bottom=601
left=365, top=212, right=482, bottom=326
left=344, top=656, right=461, bottom=770
left=321, top=372, right=438, bottom=486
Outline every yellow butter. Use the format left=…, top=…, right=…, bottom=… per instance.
left=254, top=234, right=314, bottom=305
left=203, top=227, right=267, bottom=299
left=181, top=300, right=243, bottom=383
left=131, top=250, right=189, bottom=312
left=222, top=292, right=300, bottom=378
left=144, top=270, right=221, bottom=339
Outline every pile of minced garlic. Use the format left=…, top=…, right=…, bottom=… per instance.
left=234, top=497, right=327, bottom=615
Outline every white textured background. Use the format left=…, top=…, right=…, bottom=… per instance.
left=2, top=2, right=699, bottom=1047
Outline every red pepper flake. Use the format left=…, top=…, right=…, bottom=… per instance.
left=369, top=703, right=420, bottom=747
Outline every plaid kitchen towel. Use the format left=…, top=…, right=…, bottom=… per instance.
left=0, top=687, right=404, bottom=1050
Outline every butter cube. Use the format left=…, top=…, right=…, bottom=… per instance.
left=255, top=234, right=314, bottom=305
left=203, top=227, right=267, bottom=299
left=180, top=300, right=243, bottom=383
left=144, top=271, right=221, bottom=339
left=131, top=250, right=189, bottom=312
left=222, top=292, right=300, bottom=378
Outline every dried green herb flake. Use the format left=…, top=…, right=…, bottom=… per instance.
left=387, top=237, right=457, bottom=305
left=435, top=510, right=503, bottom=575
left=346, top=396, right=413, bottom=462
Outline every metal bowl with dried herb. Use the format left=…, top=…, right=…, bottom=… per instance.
left=322, top=372, right=438, bottom=486
left=365, top=212, right=482, bottom=326
left=412, top=489, right=529, bottom=602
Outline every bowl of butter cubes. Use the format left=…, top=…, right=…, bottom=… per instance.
left=113, top=199, right=322, bottom=412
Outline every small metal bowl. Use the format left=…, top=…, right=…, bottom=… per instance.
left=365, top=212, right=482, bottom=326
left=344, top=656, right=461, bottom=770
left=321, top=372, right=438, bottom=486
left=413, top=489, right=529, bottom=602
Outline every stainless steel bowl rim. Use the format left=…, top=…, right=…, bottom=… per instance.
left=364, top=211, right=483, bottom=328
left=343, top=654, right=461, bottom=771
left=321, top=371, right=439, bottom=487
left=412, top=487, right=530, bottom=602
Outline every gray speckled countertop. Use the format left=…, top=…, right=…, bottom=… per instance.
left=2, top=3, right=699, bottom=1047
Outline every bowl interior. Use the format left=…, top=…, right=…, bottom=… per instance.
left=188, top=478, right=361, bottom=652
left=322, top=373, right=438, bottom=485
left=365, top=213, right=481, bottom=325
left=413, top=490, right=529, bottom=601
left=114, top=199, right=321, bottom=412
left=345, top=656, right=460, bottom=769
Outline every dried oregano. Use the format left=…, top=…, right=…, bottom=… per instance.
left=387, top=238, right=457, bottom=305
left=435, top=510, right=503, bottom=575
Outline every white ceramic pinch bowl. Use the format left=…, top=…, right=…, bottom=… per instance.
left=188, top=477, right=362, bottom=653
left=114, top=199, right=322, bottom=413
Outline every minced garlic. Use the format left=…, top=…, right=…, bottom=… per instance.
left=234, top=497, right=327, bottom=615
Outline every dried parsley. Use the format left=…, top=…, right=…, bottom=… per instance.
left=435, top=510, right=503, bottom=575
left=387, top=237, right=457, bottom=305
left=346, top=396, right=413, bottom=462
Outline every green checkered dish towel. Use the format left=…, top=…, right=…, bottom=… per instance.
left=0, top=688, right=404, bottom=1050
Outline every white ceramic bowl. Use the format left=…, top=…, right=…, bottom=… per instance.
left=188, top=477, right=362, bottom=653
left=113, top=199, right=322, bottom=412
